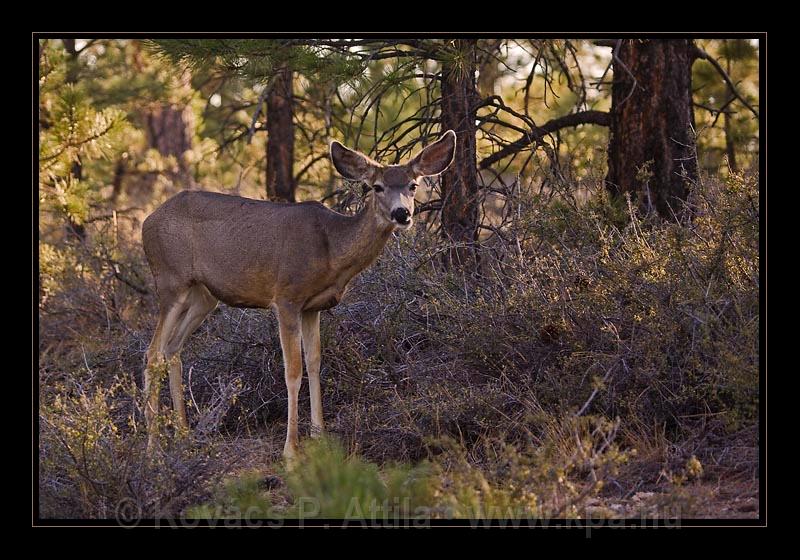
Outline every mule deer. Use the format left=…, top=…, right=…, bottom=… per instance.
left=142, top=130, right=456, bottom=460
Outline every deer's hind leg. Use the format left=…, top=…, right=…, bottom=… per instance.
left=160, top=284, right=218, bottom=431
left=145, top=284, right=217, bottom=446
left=144, top=307, right=169, bottom=439
left=144, top=292, right=187, bottom=450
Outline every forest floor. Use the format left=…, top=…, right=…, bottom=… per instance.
left=209, top=419, right=760, bottom=521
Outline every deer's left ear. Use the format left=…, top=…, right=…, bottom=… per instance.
left=410, top=130, right=457, bottom=177
left=331, top=141, right=376, bottom=181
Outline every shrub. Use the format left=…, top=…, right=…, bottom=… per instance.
left=39, top=374, right=236, bottom=519
left=189, top=415, right=631, bottom=521
left=188, top=436, right=436, bottom=521
left=434, top=414, right=631, bottom=519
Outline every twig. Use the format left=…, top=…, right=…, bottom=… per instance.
left=479, top=110, right=610, bottom=169
left=693, top=46, right=759, bottom=119
left=576, top=363, right=616, bottom=417
left=611, top=40, right=638, bottom=108
left=246, top=84, right=273, bottom=145
left=112, top=263, right=150, bottom=295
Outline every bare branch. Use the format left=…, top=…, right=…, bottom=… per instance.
left=75, top=39, right=98, bottom=54
left=478, top=110, right=610, bottom=170
left=610, top=40, right=638, bottom=108
left=294, top=153, right=328, bottom=184
left=693, top=46, right=759, bottom=119
left=246, top=84, right=272, bottom=145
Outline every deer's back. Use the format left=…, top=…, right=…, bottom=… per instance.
left=142, top=190, right=341, bottom=308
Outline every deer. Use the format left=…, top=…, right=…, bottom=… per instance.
left=141, top=130, right=456, bottom=461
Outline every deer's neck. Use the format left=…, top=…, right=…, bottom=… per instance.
left=333, top=198, right=394, bottom=276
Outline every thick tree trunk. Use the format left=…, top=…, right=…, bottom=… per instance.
left=605, top=39, right=698, bottom=217
left=131, top=41, right=195, bottom=195
left=266, top=65, right=296, bottom=202
left=440, top=40, right=479, bottom=267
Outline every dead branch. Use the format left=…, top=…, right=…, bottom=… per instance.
left=246, top=84, right=272, bottom=145
left=692, top=46, right=759, bottom=119
left=478, top=110, right=611, bottom=170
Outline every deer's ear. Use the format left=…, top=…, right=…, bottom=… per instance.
left=410, top=130, right=457, bottom=177
left=330, top=141, right=373, bottom=181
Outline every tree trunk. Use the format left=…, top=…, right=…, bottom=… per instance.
left=145, top=102, right=196, bottom=185
left=121, top=101, right=197, bottom=198
left=266, top=65, right=296, bottom=202
left=440, top=40, right=479, bottom=267
left=146, top=105, right=194, bottom=160
left=605, top=39, right=698, bottom=217
left=723, top=45, right=738, bottom=173
left=723, top=102, right=738, bottom=173
left=110, top=158, right=127, bottom=205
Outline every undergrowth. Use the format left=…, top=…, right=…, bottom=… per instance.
left=38, top=171, right=759, bottom=519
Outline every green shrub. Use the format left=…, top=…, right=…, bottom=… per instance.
left=189, top=414, right=631, bottom=521
left=189, top=436, right=436, bottom=520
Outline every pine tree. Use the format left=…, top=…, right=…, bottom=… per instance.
left=39, top=40, right=128, bottom=238
left=605, top=39, right=698, bottom=217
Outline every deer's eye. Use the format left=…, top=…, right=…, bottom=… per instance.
left=409, top=184, right=417, bottom=192
left=373, top=184, right=384, bottom=193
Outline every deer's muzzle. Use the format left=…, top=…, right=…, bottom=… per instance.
left=391, top=207, right=410, bottom=225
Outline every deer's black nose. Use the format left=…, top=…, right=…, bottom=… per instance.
left=391, top=208, right=410, bottom=224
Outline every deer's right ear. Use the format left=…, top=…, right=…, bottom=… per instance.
left=409, top=130, right=457, bottom=177
left=331, top=141, right=371, bottom=181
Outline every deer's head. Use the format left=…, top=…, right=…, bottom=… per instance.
left=330, top=130, right=457, bottom=230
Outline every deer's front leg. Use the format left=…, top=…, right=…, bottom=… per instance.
left=302, top=310, right=324, bottom=437
left=277, top=306, right=303, bottom=462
